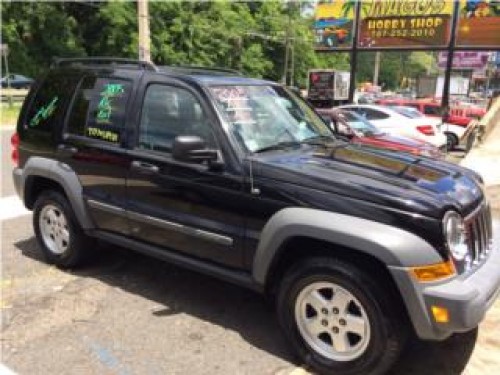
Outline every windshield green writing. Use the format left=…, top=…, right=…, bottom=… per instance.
left=96, top=83, right=125, bottom=124
left=30, top=97, right=58, bottom=127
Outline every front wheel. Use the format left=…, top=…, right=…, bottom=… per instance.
left=277, top=258, right=407, bottom=375
left=445, top=132, right=459, bottom=151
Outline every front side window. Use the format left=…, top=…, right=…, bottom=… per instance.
left=138, top=84, right=215, bottom=152
left=26, top=72, right=80, bottom=132
left=209, top=85, right=332, bottom=152
left=67, top=76, right=131, bottom=143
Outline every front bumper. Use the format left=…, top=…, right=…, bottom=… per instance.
left=389, top=242, right=500, bottom=340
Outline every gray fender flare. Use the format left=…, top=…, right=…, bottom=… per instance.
left=252, top=207, right=442, bottom=285
left=21, top=157, right=94, bottom=229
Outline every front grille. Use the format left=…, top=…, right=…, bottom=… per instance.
left=465, top=202, right=493, bottom=266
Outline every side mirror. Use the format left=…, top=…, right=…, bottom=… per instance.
left=172, top=135, right=219, bottom=164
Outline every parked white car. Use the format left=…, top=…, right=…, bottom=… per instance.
left=390, top=105, right=466, bottom=149
left=337, top=104, right=447, bottom=149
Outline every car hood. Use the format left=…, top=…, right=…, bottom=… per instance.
left=253, top=143, right=483, bottom=218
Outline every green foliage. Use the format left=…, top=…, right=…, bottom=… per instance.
left=1, top=1, right=86, bottom=77
left=356, top=51, right=437, bottom=90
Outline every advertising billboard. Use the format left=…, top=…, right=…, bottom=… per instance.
left=456, top=0, right=500, bottom=47
left=314, top=1, right=356, bottom=50
left=357, top=0, right=454, bottom=48
left=437, top=51, right=490, bottom=69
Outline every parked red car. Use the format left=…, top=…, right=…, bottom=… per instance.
left=317, top=108, right=443, bottom=158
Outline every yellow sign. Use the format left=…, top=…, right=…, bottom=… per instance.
left=358, top=0, right=454, bottom=48
left=314, top=1, right=356, bottom=50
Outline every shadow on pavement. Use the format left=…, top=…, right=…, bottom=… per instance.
left=14, top=237, right=295, bottom=364
left=15, top=237, right=478, bottom=373
left=390, top=329, right=478, bottom=374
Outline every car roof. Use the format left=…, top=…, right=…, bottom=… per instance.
left=50, top=58, right=278, bottom=88
left=175, top=74, right=275, bottom=87
left=340, top=104, right=409, bottom=117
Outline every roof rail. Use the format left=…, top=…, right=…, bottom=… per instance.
left=52, top=57, right=158, bottom=72
left=162, top=65, right=242, bottom=76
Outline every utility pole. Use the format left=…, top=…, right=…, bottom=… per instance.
left=373, top=51, right=381, bottom=86
left=137, top=0, right=151, bottom=62
left=282, top=2, right=293, bottom=85
left=282, top=24, right=291, bottom=85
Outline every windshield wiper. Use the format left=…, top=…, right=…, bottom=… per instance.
left=253, top=141, right=302, bottom=153
left=301, top=134, right=336, bottom=145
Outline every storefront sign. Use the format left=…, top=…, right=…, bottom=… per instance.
left=456, top=0, right=500, bottom=47
left=314, top=1, right=356, bottom=50
left=357, top=0, right=454, bottom=48
left=438, top=51, right=490, bottom=69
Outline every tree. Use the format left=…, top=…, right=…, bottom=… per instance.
left=1, top=2, right=87, bottom=76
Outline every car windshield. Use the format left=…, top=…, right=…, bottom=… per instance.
left=337, top=111, right=383, bottom=136
left=391, top=106, right=424, bottom=119
left=209, top=85, right=333, bottom=153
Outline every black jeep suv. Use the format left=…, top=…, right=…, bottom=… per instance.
left=12, top=58, right=500, bottom=375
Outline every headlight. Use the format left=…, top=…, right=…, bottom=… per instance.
left=442, top=211, right=469, bottom=263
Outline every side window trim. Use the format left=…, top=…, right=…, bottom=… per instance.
left=63, top=75, right=87, bottom=135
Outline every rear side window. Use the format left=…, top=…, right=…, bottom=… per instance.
left=67, top=76, right=132, bottom=143
left=423, top=105, right=442, bottom=116
left=355, top=108, right=389, bottom=120
left=26, top=72, right=79, bottom=132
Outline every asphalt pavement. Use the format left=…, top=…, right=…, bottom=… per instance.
left=1, top=127, right=499, bottom=375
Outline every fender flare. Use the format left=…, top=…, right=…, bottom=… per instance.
left=21, top=157, right=94, bottom=229
left=252, top=207, right=443, bottom=285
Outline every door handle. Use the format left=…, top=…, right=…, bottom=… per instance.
left=57, top=144, right=78, bottom=156
left=131, top=160, right=159, bottom=174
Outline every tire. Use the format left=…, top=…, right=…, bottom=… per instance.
left=277, top=257, right=407, bottom=375
left=33, top=190, right=94, bottom=268
left=445, top=132, right=459, bottom=151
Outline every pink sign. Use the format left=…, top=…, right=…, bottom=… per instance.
left=438, top=51, right=490, bottom=69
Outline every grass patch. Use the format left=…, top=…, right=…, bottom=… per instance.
left=1, top=103, right=22, bottom=126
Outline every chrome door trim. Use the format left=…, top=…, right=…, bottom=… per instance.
left=127, top=210, right=234, bottom=247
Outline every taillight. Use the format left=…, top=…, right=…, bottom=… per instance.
left=11, top=132, right=19, bottom=166
left=417, top=125, right=435, bottom=136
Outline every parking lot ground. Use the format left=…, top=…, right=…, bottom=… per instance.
left=2, top=212, right=500, bottom=375
left=2, top=128, right=500, bottom=374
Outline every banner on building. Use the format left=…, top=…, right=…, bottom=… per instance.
left=456, top=0, right=500, bottom=47
left=438, top=51, right=490, bottom=69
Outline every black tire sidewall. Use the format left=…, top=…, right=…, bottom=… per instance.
left=277, top=259, right=403, bottom=375
left=445, top=132, right=458, bottom=150
left=33, top=191, right=87, bottom=267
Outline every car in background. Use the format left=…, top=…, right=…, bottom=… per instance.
left=389, top=105, right=468, bottom=150
left=337, top=104, right=447, bottom=149
left=317, top=108, right=443, bottom=158
left=376, top=98, right=486, bottom=149
left=1, top=74, right=34, bottom=89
